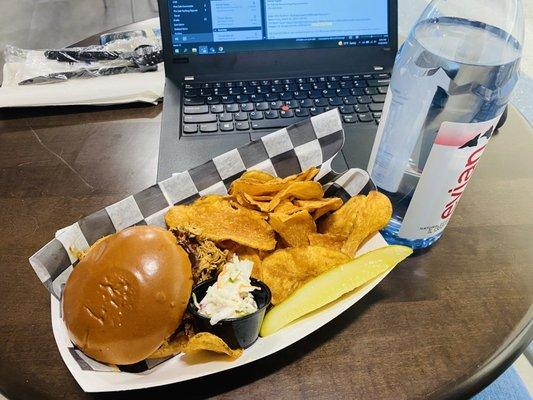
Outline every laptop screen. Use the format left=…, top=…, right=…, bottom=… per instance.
left=168, top=0, right=389, bottom=56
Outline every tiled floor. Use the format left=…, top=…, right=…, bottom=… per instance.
left=0, top=1, right=531, bottom=399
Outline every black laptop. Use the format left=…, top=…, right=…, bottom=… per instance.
left=156, top=0, right=398, bottom=180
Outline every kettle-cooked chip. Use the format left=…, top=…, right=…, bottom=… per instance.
left=295, top=197, right=343, bottom=220
left=260, top=246, right=351, bottom=304
left=267, top=181, right=324, bottom=211
left=166, top=196, right=276, bottom=251
left=307, top=232, right=345, bottom=251
left=183, top=332, right=243, bottom=359
left=268, top=210, right=316, bottom=247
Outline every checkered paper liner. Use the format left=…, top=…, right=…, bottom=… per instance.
left=29, top=109, right=377, bottom=378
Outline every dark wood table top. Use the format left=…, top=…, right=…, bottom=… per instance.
left=1, top=25, right=532, bottom=400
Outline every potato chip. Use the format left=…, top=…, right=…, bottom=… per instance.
left=318, top=191, right=392, bottom=256
left=268, top=211, right=316, bottom=247
left=243, top=193, right=273, bottom=213
left=260, top=246, right=351, bottom=304
left=166, top=195, right=276, bottom=251
left=341, top=191, right=392, bottom=255
left=307, top=232, right=345, bottom=251
left=239, top=170, right=278, bottom=183
left=295, top=197, right=343, bottom=220
left=267, top=181, right=324, bottom=211
left=183, top=332, right=243, bottom=359
left=273, top=200, right=303, bottom=215
left=229, top=180, right=287, bottom=197
left=148, top=331, right=189, bottom=359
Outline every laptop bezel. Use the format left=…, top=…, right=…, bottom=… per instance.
left=157, top=0, right=398, bottom=81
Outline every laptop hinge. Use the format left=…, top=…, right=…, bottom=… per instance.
left=373, top=66, right=384, bottom=71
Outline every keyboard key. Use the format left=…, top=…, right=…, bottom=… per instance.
left=314, top=98, right=328, bottom=107
left=213, top=87, right=229, bottom=95
left=343, top=114, right=357, bottom=123
left=326, top=82, right=340, bottom=89
left=235, top=94, right=250, bottom=103
left=228, top=87, right=243, bottom=95
left=309, top=107, right=325, bottom=116
left=357, top=96, right=372, bottom=104
left=351, top=74, right=362, bottom=80
left=242, top=86, right=256, bottom=94
left=272, top=79, right=282, bottom=85
left=282, top=79, right=294, bottom=84
left=312, top=82, right=327, bottom=90
left=241, top=103, right=254, bottom=112
left=336, top=88, right=350, bottom=97
left=364, top=87, right=378, bottom=95
left=367, top=79, right=390, bottom=87
left=280, top=109, right=294, bottom=118
left=363, top=74, right=372, bottom=79
left=341, top=75, right=352, bottom=81
left=220, top=122, right=234, bottom=131
left=373, top=112, right=382, bottom=119
left=184, top=114, right=217, bottom=123
left=252, top=119, right=300, bottom=130
left=184, top=89, right=200, bottom=97
left=327, top=76, right=339, bottom=81
left=200, top=88, right=213, bottom=96
left=210, top=104, right=224, bottom=113
left=199, top=123, right=218, bottom=133
left=299, top=99, right=314, bottom=108
left=358, top=113, right=374, bottom=122
left=213, top=82, right=223, bottom=88
left=350, top=88, right=364, bottom=96
left=343, top=96, right=358, bottom=105
left=294, top=108, right=309, bottom=117
left=271, top=85, right=283, bottom=92
left=221, top=95, right=235, bottom=104
left=378, top=86, right=388, bottom=94
left=225, top=82, right=235, bottom=87
left=269, top=101, right=283, bottom=110
left=280, top=92, right=293, bottom=101
left=339, top=105, right=354, bottom=114
left=234, top=112, right=248, bottom=121
left=265, top=110, right=279, bottom=119
left=299, top=83, right=312, bottom=91
left=340, top=81, right=353, bottom=89
left=206, top=96, right=220, bottom=105
left=183, top=97, right=205, bottom=106
left=235, top=81, right=246, bottom=86
left=249, top=80, right=260, bottom=86
left=183, top=124, right=198, bottom=134
left=285, top=83, right=298, bottom=91
left=373, top=73, right=390, bottom=78
left=265, top=93, right=280, bottom=101
left=261, top=80, right=271, bottom=85
left=296, top=77, right=307, bottom=84
left=255, top=102, right=269, bottom=111
left=236, top=121, right=250, bottom=130
left=372, top=94, right=386, bottom=103
left=353, top=80, right=367, bottom=88
left=369, top=103, right=384, bottom=112
left=219, top=113, right=233, bottom=122
left=184, top=105, right=209, bottom=114
left=328, top=97, right=343, bottom=106
left=308, top=90, right=322, bottom=99
left=250, top=94, right=265, bottom=102
left=184, top=83, right=201, bottom=89
left=226, top=104, right=239, bottom=112
left=321, top=89, right=336, bottom=97
left=355, top=104, right=369, bottom=113
left=288, top=99, right=299, bottom=108
left=250, top=111, right=264, bottom=120
left=293, top=91, right=307, bottom=99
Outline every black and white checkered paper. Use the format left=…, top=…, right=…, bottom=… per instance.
left=29, top=109, right=374, bottom=373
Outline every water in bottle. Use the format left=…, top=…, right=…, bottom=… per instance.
left=368, top=0, right=524, bottom=249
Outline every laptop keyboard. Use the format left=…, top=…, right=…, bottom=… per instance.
left=181, top=73, right=390, bottom=135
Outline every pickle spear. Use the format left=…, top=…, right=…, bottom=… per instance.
left=260, top=245, right=412, bottom=337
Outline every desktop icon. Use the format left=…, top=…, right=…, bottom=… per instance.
left=218, top=46, right=224, bottom=52
left=192, top=47, right=197, bottom=53
left=199, top=46, right=209, bottom=54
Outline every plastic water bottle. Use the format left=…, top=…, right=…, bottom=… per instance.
left=367, top=0, right=524, bottom=249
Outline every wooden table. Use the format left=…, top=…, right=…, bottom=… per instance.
left=1, top=28, right=532, bottom=400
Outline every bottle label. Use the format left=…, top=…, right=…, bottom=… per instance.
left=398, top=115, right=502, bottom=240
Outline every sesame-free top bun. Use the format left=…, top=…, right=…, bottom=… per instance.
left=62, top=225, right=192, bottom=365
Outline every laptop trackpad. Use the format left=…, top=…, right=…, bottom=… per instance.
left=163, top=134, right=251, bottom=176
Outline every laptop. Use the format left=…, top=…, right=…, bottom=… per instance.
left=156, top=0, right=398, bottom=180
